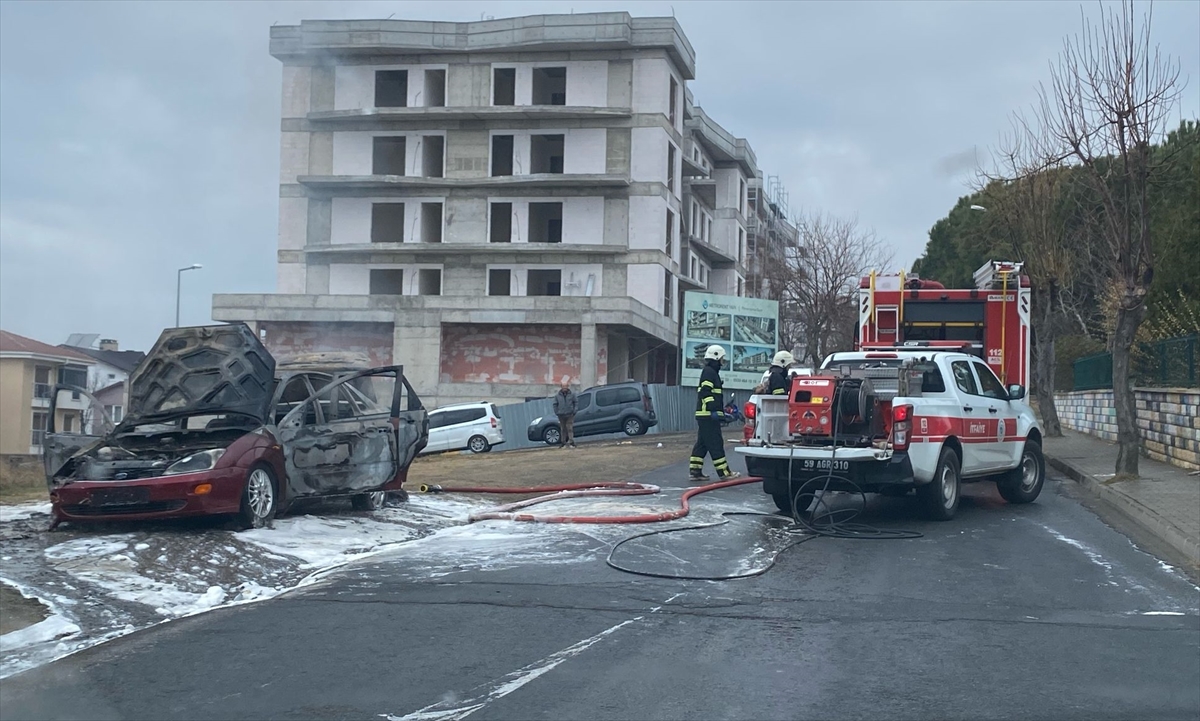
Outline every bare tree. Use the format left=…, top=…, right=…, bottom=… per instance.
left=978, top=132, right=1104, bottom=437
left=1029, top=0, right=1183, bottom=475
left=767, top=212, right=893, bottom=365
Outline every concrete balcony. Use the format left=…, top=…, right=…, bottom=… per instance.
left=686, top=234, right=736, bottom=268
left=297, top=173, right=631, bottom=196
left=684, top=177, right=716, bottom=207
left=305, top=242, right=629, bottom=259
left=212, top=293, right=678, bottom=345
left=306, top=106, right=632, bottom=129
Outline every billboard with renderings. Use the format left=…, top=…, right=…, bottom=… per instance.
left=681, top=292, right=780, bottom=391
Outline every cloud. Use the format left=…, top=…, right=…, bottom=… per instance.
left=1, top=0, right=1198, bottom=351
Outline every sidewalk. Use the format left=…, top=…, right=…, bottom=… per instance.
left=1044, top=429, right=1200, bottom=569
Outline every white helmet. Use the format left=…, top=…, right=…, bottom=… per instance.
left=772, top=350, right=795, bottom=367
left=704, top=345, right=727, bottom=361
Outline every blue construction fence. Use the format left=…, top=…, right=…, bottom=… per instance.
left=491, top=384, right=706, bottom=452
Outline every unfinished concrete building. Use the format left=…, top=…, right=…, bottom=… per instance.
left=212, top=12, right=793, bottom=407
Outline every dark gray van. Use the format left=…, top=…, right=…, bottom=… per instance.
left=526, top=381, right=658, bottom=445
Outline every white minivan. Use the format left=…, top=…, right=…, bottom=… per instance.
left=420, top=402, right=505, bottom=455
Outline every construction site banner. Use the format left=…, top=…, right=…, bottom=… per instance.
left=681, top=292, right=779, bottom=391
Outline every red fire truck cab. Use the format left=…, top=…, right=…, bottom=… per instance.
left=856, top=260, right=1031, bottom=387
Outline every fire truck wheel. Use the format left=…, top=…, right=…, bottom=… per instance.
left=997, top=440, right=1045, bottom=504
left=918, top=448, right=961, bottom=521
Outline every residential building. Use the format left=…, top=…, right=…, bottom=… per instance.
left=61, top=335, right=146, bottom=426
left=0, top=330, right=95, bottom=459
left=211, top=12, right=795, bottom=407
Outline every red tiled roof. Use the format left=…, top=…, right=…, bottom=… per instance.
left=0, top=329, right=95, bottom=363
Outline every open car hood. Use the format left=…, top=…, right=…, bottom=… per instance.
left=119, top=323, right=277, bottom=429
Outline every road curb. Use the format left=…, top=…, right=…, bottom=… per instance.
left=1046, top=454, right=1200, bottom=568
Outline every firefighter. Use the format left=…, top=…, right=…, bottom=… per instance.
left=689, top=345, right=740, bottom=481
left=767, top=350, right=795, bottom=396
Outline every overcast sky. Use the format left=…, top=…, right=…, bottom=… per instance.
left=1, top=0, right=1197, bottom=352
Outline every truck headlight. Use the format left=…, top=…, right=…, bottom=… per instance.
left=163, top=449, right=226, bottom=476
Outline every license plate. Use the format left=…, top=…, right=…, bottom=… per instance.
left=91, top=487, right=150, bottom=506
left=800, top=459, right=850, bottom=472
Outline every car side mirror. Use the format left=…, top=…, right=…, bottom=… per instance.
left=1007, top=384, right=1026, bottom=401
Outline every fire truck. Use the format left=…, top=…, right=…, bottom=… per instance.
left=856, top=260, right=1031, bottom=387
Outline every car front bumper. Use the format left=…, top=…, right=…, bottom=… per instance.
left=51, top=467, right=247, bottom=522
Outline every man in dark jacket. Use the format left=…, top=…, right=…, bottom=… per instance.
left=690, top=345, right=740, bottom=481
left=553, top=381, right=578, bottom=448
left=766, top=350, right=795, bottom=396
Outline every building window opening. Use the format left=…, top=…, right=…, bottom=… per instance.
left=669, top=76, right=678, bottom=127
left=665, top=209, right=675, bottom=259
left=418, top=268, right=442, bottom=296
left=528, top=269, right=562, bottom=296
left=530, top=134, right=564, bottom=174
left=667, top=144, right=676, bottom=193
left=491, top=135, right=514, bottom=176
left=663, top=267, right=672, bottom=318
left=529, top=202, right=563, bottom=243
left=370, top=203, right=405, bottom=243
left=488, top=269, right=512, bottom=296
left=372, top=136, right=407, bottom=175
left=421, top=203, right=443, bottom=243
left=493, top=68, right=516, bottom=105
left=490, top=202, right=513, bottom=242
left=375, top=70, right=408, bottom=108
left=423, top=69, right=446, bottom=107
left=369, top=269, right=404, bottom=295
left=532, top=67, right=566, bottom=105
left=421, top=136, right=444, bottom=177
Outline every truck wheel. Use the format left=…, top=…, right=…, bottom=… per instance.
left=997, top=440, right=1045, bottom=505
left=772, top=490, right=815, bottom=518
left=918, top=448, right=960, bottom=521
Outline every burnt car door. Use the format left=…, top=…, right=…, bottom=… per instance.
left=276, top=367, right=426, bottom=497
left=42, top=385, right=114, bottom=483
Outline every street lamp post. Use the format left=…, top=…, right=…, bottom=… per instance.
left=176, top=264, right=203, bottom=327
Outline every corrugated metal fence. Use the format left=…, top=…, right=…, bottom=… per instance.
left=492, top=384, right=703, bottom=452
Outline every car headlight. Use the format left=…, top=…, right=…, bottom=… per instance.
left=531, top=417, right=542, bottom=426
left=163, top=449, right=226, bottom=476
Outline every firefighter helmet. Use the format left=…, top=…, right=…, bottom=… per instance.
left=704, top=345, right=727, bottom=362
left=772, top=350, right=795, bottom=367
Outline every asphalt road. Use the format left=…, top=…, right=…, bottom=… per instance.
left=3, top=456, right=1198, bottom=721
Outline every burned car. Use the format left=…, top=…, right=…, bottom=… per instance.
left=43, top=324, right=428, bottom=529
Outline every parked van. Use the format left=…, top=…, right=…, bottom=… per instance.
left=421, top=402, right=505, bottom=454
left=527, top=381, right=657, bottom=445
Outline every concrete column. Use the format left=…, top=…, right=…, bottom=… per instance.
left=580, top=323, right=597, bottom=389
left=393, top=317, right=442, bottom=406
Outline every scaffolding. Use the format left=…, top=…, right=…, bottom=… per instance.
left=746, top=174, right=796, bottom=299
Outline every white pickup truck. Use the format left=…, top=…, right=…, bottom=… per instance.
left=736, top=349, right=1045, bottom=520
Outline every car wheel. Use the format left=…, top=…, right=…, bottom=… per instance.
left=623, top=417, right=644, bottom=436
left=468, top=435, right=491, bottom=454
left=351, top=491, right=386, bottom=511
left=236, top=465, right=278, bottom=530
left=996, top=440, right=1045, bottom=505
left=543, top=426, right=561, bottom=446
left=918, top=447, right=961, bottom=521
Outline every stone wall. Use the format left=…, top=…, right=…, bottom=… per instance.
left=1054, top=388, right=1200, bottom=471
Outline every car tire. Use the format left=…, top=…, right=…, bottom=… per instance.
left=918, top=447, right=961, bottom=521
left=623, top=417, right=644, bottom=436
left=236, top=465, right=278, bottom=530
left=996, top=440, right=1045, bottom=505
left=543, top=426, right=561, bottom=446
left=351, top=491, right=386, bottom=511
left=467, top=435, right=491, bottom=454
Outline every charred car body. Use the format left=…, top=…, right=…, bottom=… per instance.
left=44, top=324, right=428, bottom=529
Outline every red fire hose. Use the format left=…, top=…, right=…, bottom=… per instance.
left=417, top=477, right=762, bottom=524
